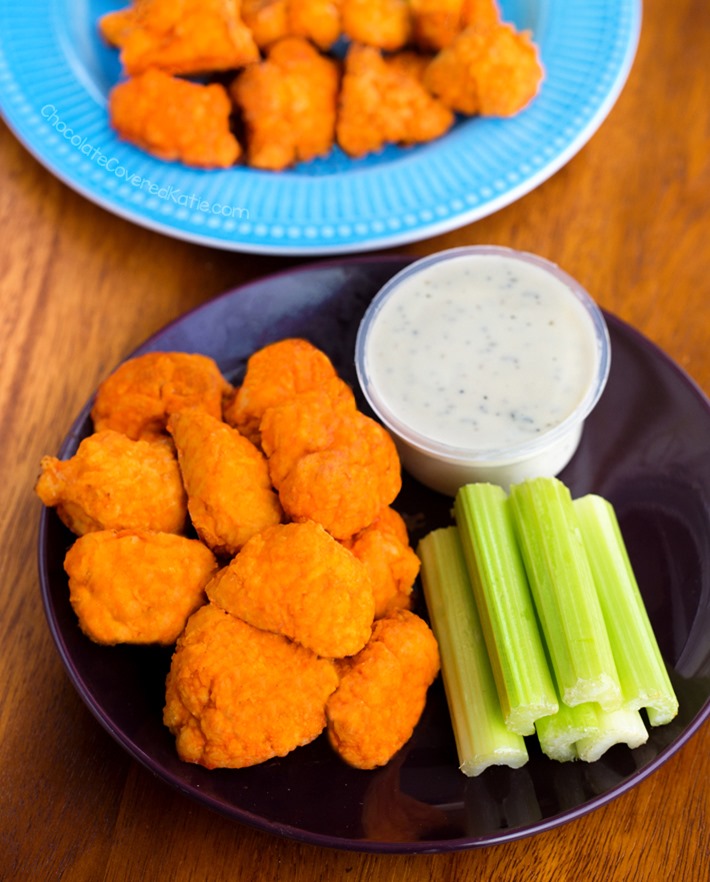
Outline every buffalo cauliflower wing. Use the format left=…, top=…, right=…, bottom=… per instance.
left=99, top=0, right=259, bottom=76
left=341, top=507, right=420, bottom=619
left=164, top=603, right=339, bottom=768
left=336, top=43, right=454, bottom=158
left=242, top=0, right=342, bottom=50
left=224, top=338, right=343, bottom=445
left=64, top=529, right=216, bottom=645
left=35, top=430, right=187, bottom=536
left=167, top=408, right=282, bottom=557
left=341, top=0, right=411, bottom=51
left=109, top=70, right=242, bottom=168
left=207, top=520, right=375, bottom=658
left=424, top=20, right=544, bottom=117
left=258, top=378, right=356, bottom=488
left=326, top=609, right=440, bottom=769
left=92, top=351, right=233, bottom=442
left=263, top=399, right=402, bottom=540
left=231, top=37, right=340, bottom=171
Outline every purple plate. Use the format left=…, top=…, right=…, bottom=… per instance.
left=38, top=256, right=710, bottom=853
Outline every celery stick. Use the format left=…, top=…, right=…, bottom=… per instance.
left=509, top=477, right=622, bottom=712
left=418, top=527, right=529, bottom=776
left=454, top=483, right=558, bottom=735
left=576, top=706, right=648, bottom=762
left=535, top=701, right=600, bottom=762
left=573, top=494, right=679, bottom=726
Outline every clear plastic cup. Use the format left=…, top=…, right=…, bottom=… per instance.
left=355, top=246, right=611, bottom=495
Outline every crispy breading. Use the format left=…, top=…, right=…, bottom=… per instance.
left=408, top=0, right=466, bottom=51
left=287, top=0, right=342, bottom=50
left=341, top=0, right=411, bottom=51
left=242, top=0, right=342, bottom=50
left=259, top=378, right=356, bottom=487
left=100, top=0, right=259, bottom=76
left=241, top=0, right=289, bottom=47
left=167, top=408, right=282, bottom=557
left=461, top=0, right=502, bottom=29
left=424, top=21, right=544, bottom=117
left=341, top=507, right=419, bottom=619
left=258, top=380, right=401, bottom=539
left=336, top=43, right=454, bottom=158
left=109, top=70, right=241, bottom=168
left=64, top=529, right=216, bottom=645
left=164, top=603, right=339, bottom=768
left=224, top=338, right=342, bottom=445
left=207, top=520, right=375, bottom=658
left=92, top=351, right=233, bottom=442
left=99, top=8, right=136, bottom=47
left=35, top=430, right=187, bottom=536
left=326, top=609, right=440, bottom=769
left=231, top=37, right=340, bottom=171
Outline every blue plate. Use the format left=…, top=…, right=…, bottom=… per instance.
left=0, top=1, right=640, bottom=255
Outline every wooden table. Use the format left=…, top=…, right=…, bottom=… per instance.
left=1, top=1, right=708, bottom=879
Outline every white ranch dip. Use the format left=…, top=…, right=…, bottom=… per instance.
left=356, top=248, right=610, bottom=494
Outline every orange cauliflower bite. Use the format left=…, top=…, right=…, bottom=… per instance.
left=461, top=0, right=502, bottom=29
left=326, top=609, right=440, bottom=769
left=241, top=0, right=290, bottom=48
left=109, top=70, right=241, bottom=168
left=92, top=351, right=233, bottom=442
left=341, top=0, right=411, bottom=51
left=100, top=0, right=260, bottom=76
left=231, top=37, right=340, bottom=171
left=64, top=529, right=216, bottom=645
left=287, top=0, right=342, bottom=50
left=273, top=406, right=402, bottom=540
left=424, top=21, right=544, bottom=117
left=167, top=409, right=282, bottom=557
left=224, top=338, right=342, bottom=444
left=164, top=603, right=339, bottom=768
left=409, top=0, right=467, bottom=51
left=35, top=430, right=187, bottom=536
left=207, top=520, right=375, bottom=658
left=336, top=43, right=454, bottom=158
left=258, top=378, right=356, bottom=488
left=342, top=507, right=420, bottom=619
left=242, top=0, right=342, bottom=50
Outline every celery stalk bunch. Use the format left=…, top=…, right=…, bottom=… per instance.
left=418, top=476, right=678, bottom=776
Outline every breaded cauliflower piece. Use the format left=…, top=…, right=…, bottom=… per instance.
left=167, top=409, right=282, bottom=557
left=109, top=70, right=241, bottom=168
left=341, top=0, right=411, bottom=51
left=263, top=397, right=402, bottom=539
left=424, top=21, right=544, bottom=117
left=99, top=0, right=260, bottom=76
left=231, top=37, right=340, bottom=171
left=341, top=507, right=420, bottom=619
left=164, top=603, right=339, bottom=768
left=259, top=378, right=356, bottom=488
left=242, top=0, right=342, bottom=51
left=224, top=338, right=342, bottom=445
left=461, top=0, right=502, bottom=29
left=326, top=609, right=440, bottom=769
left=64, top=529, right=216, bottom=645
left=241, top=0, right=289, bottom=48
left=409, top=0, right=466, bottom=51
left=207, top=520, right=375, bottom=658
left=35, top=430, right=187, bottom=536
left=92, top=351, right=233, bottom=442
left=336, top=43, right=454, bottom=158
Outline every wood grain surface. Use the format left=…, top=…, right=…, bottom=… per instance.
left=1, top=1, right=708, bottom=880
